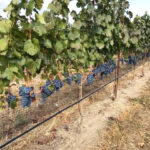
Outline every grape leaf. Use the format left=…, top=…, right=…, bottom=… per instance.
left=54, top=41, right=64, bottom=54
left=96, top=42, right=105, bottom=49
left=68, top=30, right=80, bottom=40
left=35, top=0, right=43, bottom=10
left=0, top=38, right=9, bottom=51
left=33, top=24, right=47, bottom=36
left=24, top=39, right=40, bottom=56
left=44, top=40, right=52, bottom=48
left=71, top=40, right=81, bottom=50
left=0, top=20, right=12, bottom=34
left=2, top=69, right=14, bottom=81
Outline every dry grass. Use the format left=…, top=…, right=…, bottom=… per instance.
left=93, top=80, right=150, bottom=150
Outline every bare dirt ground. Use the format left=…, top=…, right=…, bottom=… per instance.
left=92, top=79, right=150, bottom=150
left=1, top=60, right=150, bottom=150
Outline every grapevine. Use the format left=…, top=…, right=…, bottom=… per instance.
left=0, top=0, right=149, bottom=110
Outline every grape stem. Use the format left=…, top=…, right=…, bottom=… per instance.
left=45, top=68, right=52, bottom=82
left=9, top=21, right=15, bottom=45
left=55, top=59, right=63, bottom=81
left=26, top=70, right=30, bottom=87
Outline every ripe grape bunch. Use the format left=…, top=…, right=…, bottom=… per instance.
left=120, top=58, right=124, bottom=64
left=6, top=92, right=17, bottom=109
left=53, top=79, right=64, bottom=91
left=75, top=73, right=82, bottom=84
left=126, top=55, right=137, bottom=66
left=41, top=80, right=54, bottom=104
left=63, top=72, right=69, bottom=77
left=63, top=72, right=74, bottom=86
left=146, top=51, right=150, bottom=57
left=109, top=61, right=117, bottom=73
left=19, top=86, right=36, bottom=108
left=138, top=55, right=143, bottom=60
left=87, top=74, right=94, bottom=86
left=98, top=61, right=116, bottom=80
left=92, top=68, right=99, bottom=77
left=66, top=75, right=75, bottom=85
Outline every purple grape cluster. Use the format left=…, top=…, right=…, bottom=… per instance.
left=126, top=55, right=137, bottom=66
left=63, top=72, right=75, bottom=86
left=63, top=72, right=69, bottom=77
left=19, top=86, right=36, bottom=108
left=120, top=58, right=124, bottom=64
left=41, top=80, right=54, bottom=104
left=87, top=74, right=94, bottom=85
left=65, top=75, right=74, bottom=85
left=53, top=79, right=64, bottom=91
left=98, top=61, right=116, bottom=80
left=86, top=60, right=117, bottom=85
left=75, top=73, right=82, bottom=84
left=92, top=68, right=99, bottom=77
left=6, top=93, right=16, bottom=107
left=147, top=51, right=150, bottom=57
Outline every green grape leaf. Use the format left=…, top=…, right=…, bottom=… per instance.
left=10, top=65, right=18, bottom=73
left=0, top=81, right=4, bottom=94
left=63, top=0, right=69, bottom=4
left=96, top=14, right=105, bottom=25
left=25, top=58, right=36, bottom=75
left=19, top=57, right=26, bottom=66
left=2, top=69, right=14, bottom=81
left=83, top=42, right=90, bottom=48
left=24, top=39, right=40, bottom=56
left=73, top=20, right=84, bottom=29
left=123, top=33, right=129, bottom=43
left=13, top=50, right=22, bottom=59
left=105, top=29, right=112, bottom=37
left=54, top=41, right=64, bottom=54
left=48, top=2, right=62, bottom=13
left=71, top=40, right=81, bottom=50
left=68, top=52, right=77, bottom=60
left=0, top=20, right=12, bottom=34
left=0, top=37, right=9, bottom=51
left=96, top=42, right=105, bottom=49
left=4, top=4, right=13, bottom=14
left=35, top=0, right=43, bottom=10
left=57, top=20, right=67, bottom=29
left=105, top=15, right=111, bottom=22
left=36, top=14, right=45, bottom=24
left=131, top=37, right=138, bottom=44
left=45, top=21, right=55, bottom=30
left=110, top=40, right=114, bottom=46
left=35, top=59, right=41, bottom=70
left=48, top=85, right=55, bottom=91
left=70, top=10, right=77, bottom=18
left=12, top=0, right=19, bottom=5
left=95, top=27, right=103, bottom=34
left=87, top=4, right=95, bottom=14
left=26, top=0, right=35, bottom=16
left=44, top=40, right=52, bottom=48
left=33, top=24, right=47, bottom=36
left=68, top=30, right=80, bottom=40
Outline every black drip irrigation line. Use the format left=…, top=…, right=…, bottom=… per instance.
left=0, top=63, right=147, bottom=149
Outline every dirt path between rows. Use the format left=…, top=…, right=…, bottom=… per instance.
left=4, top=62, right=150, bottom=150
